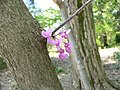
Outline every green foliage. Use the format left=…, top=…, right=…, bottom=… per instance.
left=35, top=8, right=62, bottom=29
left=26, top=0, right=62, bottom=27
left=55, top=67, right=65, bottom=74
left=0, top=57, right=7, bottom=70
left=93, top=0, right=120, bottom=46
left=96, top=39, right=101, bottom=46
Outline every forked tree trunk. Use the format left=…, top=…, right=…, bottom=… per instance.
left=0, top=0, right=63, bottom=90
left=65, top=0, right=119, bottom=90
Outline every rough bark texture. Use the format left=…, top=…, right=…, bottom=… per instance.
left=53, top=0, right=91, bottom=90
left=0, top=0, right=63, bottom=90
left=53, top=1, right=80, bottom=90
left=65, top=0, right=120, bottom=90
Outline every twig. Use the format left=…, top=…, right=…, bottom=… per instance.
left=52, top=0, right=92, bottom=36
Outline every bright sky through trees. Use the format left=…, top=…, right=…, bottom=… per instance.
left=23, top=0, right=56, bottom=10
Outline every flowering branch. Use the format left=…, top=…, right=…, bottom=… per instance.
left=42, top=29, right=72, bottom=60
left=41, top=0, right=92, bottom=60
left=52, top=0, right=92, bottom=36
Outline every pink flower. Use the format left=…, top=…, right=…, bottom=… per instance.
left=64, top=42, right=72, bottom=53
left=41, top=29, right=72, bottom=60
left=59, top=31, right=67, bottom=38
left=41, top=29, right=52, bottom=38
left=59, top=53, right=68, bottom=60
left=59, top=29, right=71, bottom=39
left=56, top=44, right=64, bottom=53
left=65, top=47, right=71, bottom=53
left=54, top=38, right=62, bottom=45
left=64, top=42, right=72, bottom=48
left=47, top=37, right=55, bottom=45
left=47, top=37, right=62, bottom=45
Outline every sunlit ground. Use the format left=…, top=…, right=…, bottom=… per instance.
left=49, top=47, right=120, bottom=65
left=99, top=48, right=119, bottom=64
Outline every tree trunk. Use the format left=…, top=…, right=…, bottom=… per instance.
left=53, top=0, right=91, bottom=90
left=0, top=0, right=63, bottom=90
left=65, top=0, right=120, bottom=90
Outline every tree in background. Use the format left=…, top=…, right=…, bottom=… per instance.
left=54, top=0, right=120, bottom=89
left=53, top=0, right=91, bottom=89
left=0, top=0, right=63, bottom=90
left=66, top=0, right=120, bottom=89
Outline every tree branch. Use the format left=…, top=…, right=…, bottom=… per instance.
left=52, top=0, right=92, bottom=36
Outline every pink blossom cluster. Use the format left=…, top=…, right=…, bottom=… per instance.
left=41, top=29, right=72, bottom=60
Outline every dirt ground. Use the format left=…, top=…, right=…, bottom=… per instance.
left=0, top=48, right=120, bottom=90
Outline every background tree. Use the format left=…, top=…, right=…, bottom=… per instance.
left=53, top=0, right=92, bottom=90
left=0, top=0, right=63, bottom=90
left=54, top=0, right=120, bottom=89
left=65, top=0, right=120, bottom=89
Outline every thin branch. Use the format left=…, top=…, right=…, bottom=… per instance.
left=52, top=0, right=92, bottom=36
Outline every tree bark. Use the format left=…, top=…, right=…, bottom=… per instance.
left=0, top=0, right=63, bottom=90
left=53, top=0, right=91, bottom=90
left=65, top=0, right=120, bottom=90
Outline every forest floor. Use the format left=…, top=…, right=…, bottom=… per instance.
left=0, top=48, right=120, bottom=90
